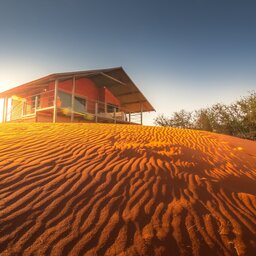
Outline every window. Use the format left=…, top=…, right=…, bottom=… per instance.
left=58, top=91, right=72, bottom=108
left=107, top=104, right=118, bottom=113
left=31, top=95, right=41, bottom=109
left=58, top=91, right=86, bottom=114
left=74, top=96, right=86, bottom=113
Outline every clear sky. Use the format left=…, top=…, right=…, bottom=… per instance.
left=0, top=0, right=256, bottom=125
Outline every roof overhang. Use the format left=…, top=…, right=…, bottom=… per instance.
left=0, top=67, right=155, bottom=113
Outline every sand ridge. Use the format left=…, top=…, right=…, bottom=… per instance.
left=0, top=123, right=255, bottom=256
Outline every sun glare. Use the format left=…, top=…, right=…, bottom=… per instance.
left=0, top=99, right=3, bottom=123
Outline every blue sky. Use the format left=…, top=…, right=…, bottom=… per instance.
left=0, top=0, right=256, bottom=125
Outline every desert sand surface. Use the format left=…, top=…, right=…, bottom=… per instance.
left=0, top=123, right=255, bottom=256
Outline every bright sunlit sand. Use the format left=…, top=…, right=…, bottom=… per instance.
left=0, top=123, right=255, bottom=255
left=0, top=99, right=3, bottom=123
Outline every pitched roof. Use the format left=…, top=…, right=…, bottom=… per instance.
left=0, top=67, right=155, bottom=113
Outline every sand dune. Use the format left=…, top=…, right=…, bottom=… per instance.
left=0, top=123, right=255, bottom=256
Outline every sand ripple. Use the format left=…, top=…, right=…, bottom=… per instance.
left=0, top=123, right=256, bottom=256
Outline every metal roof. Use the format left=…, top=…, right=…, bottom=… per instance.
left=0, top=67, right=155, bottom=113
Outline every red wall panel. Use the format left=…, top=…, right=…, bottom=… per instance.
left=42, top=78, right=120, bottom=107
left=76, top=78, right=99, bottom=101
left=105, top=87, right=120, bottom=106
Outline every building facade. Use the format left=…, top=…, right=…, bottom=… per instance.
left=0, top=67, right=155, bottom=124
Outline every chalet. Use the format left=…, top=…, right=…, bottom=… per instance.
left=0, top=67, right=155, bottom=124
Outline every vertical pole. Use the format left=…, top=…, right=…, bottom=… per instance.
left=104, top=87, right=107, bottom=114
left=71, top=76, right=75, bottom=122
left=129, top=112, right=131, bottom=124
left=3, top=97, right=8, bottom=123
left=0, top=100, right=3, bottom=123
left=35, top=96, right=38, bottom=112
left=35, top=96, right=38, bottom=122
left=114, top=107, right=116, bottom=124
left=140, top=103, right=143, bottom=125
left=21, top=100, right=25, bottom=117
left=53, top=79, right=58, bottom=123
left=2, top=98, right=6, bottom=123
left=2, top=98, right=5, bottom=123
left=95, top=101, right=98, bottom=123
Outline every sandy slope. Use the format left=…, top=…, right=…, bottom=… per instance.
left=0, top=123, right=255, bottom=256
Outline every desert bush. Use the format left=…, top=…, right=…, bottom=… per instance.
left=154, top=91, right=256, bottom=140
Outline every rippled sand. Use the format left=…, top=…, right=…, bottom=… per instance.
left=0, top=123, right=255, bottom=256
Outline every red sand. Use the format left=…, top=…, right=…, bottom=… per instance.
left=0, top=123, right=255, bottom=256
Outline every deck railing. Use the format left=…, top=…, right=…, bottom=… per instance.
left=5, top=90, right=55, bottom=121
left=3, top=90, right=142, bottom=124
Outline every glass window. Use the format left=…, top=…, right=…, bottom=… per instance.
left=31, top=95, right=41, bottom=109
left=58, top=91, right=72, bottom=108
left=74, top=96, right=86, bottom=113
left=58, top=91, right=86, bottom=113
left=107, top=104, right=118, bottom=113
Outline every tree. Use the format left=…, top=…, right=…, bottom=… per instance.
left=236, top=91, right=256, bottom=139
left=154, top=110, right=193, bottom=129
left=154, top=91, right=256, bottom=140
left=154, top=114, right=173, bottom=127
left=171, top=109, right=193, bottom=128
left=194, top=109, right=213, bottom=132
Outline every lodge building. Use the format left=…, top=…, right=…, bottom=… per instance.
left=0, top=67, right=155, bottom=124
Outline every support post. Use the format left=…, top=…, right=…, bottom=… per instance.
left=114, top=107, right=116, bottom=124
left=95, top=101, right=98, bottom=123
left=53, top=79, right=58, bottom=123
left=71, top=76, right=75, bottom=122
left=21, top=100, right=25, bottom=117
left=3, top=97, right=8, bottom=123
left=2, top=98, right=5, bottom=123
left=128, top=112, right=131, bottom=123
left=35, top=96, right=38, bottom=122
left=140, top=103, right=143, bottom=125
left=35, top=96, right=38, bottom=112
